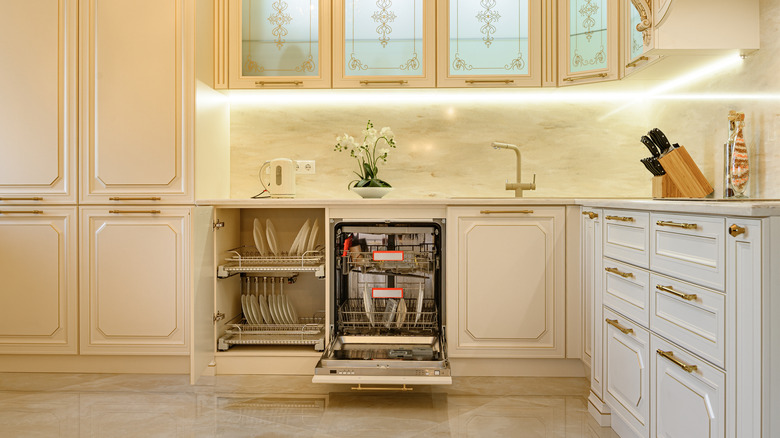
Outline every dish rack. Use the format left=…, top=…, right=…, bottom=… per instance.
left=218, top=315, right=325, bottom=351
left=337, top=298, right=438, bottom=334
left=218, top=246, right=326, bottom=278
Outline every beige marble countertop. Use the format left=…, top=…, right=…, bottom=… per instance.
left=195, top=197, right=780, bottom=217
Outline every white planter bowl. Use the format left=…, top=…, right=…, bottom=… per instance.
left=351, top=187, right=393, bottom=199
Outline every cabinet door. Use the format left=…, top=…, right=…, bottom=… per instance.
left=228, top=0, right=332, bottom=88
left=80, top=207, right=190, bottom=354
left=621, top=0, right=659, bottom=76
left=436, top=0, right=543, bottom=87
left=558, top=0, right=618, bottom=85
left=333, top=0, right=436, bottom=88
left=80, top=0, right=193, bottom=203
left=446, top=207, right=565, bottom=358
left=0, top=0, right=77, bottom=203
left=581, top=208, right=604, bottom=398
left=652, top=335, right=725, bottom=438
left=0, top=208, right=77, bottom=354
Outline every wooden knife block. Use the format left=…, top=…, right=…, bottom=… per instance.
left=653, top=146, right=713, bottom=198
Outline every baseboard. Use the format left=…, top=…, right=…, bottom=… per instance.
left=0, top=355, right=189, bottom=374
left=450, top=358, right=587, bottom=377
left=588, top=391, right=611, bottom=427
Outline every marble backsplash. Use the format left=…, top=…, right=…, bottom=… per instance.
left=228, top=0, right=780, bottom=200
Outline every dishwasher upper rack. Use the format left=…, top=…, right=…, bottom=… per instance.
left=218, top=246, right=325, bottom=277
left=337, top=298, right=438, bottom=334
left=217, top=316, right=325, bottom=351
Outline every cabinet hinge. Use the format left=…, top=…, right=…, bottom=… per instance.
left=213, top=220, right=225, bottom=230
left=213, top=311, right=225, bottom=324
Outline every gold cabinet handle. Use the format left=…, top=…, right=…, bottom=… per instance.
left=605, top=267, right=634, bottom=279
left=359, top=80, right=408, bottom=85
left=109, top=197, right=162, bottom=201
left=605, top=215, right=634, bottom=222
left=563, top=73, right=608, bottom=82
left=0, top=210, right=44, bottom=214
left=254, top=81, right=302, bottom=86
left=626, top=56, right=649, bottom=68
left=0, top=197, right=43, bottom=201
left=465, top=79, right=515, bottom=84
left=657, top=350, right=698, bottom=373
left=582, top=211, right=598, bottom=219
left=480, top=210, right=534, bottom=215
left=109, top=210, right=161, bottom=214
left=656, top=285, right=697, bottom=301
left=656, top=220, right=697, bottom=229
left=606, top=319, right=634, bottom=335
left=729, top=224, right=746, bottom=237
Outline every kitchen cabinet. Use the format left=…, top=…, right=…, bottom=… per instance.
left=0, top=207, right=78, bottom=354
left=80, top=0, right=193, bottom=203
left=333, top=0, right=436, bottom=88
left=620, top=0, right=660, bottom=76
left=226, top=0, right=332, bottom=88
left=0, top=0, right=77, bottom=204
left=436, top=0, right=544, bottom=87
left=446, top=206, right=566, bottom=358
left=80, top=207, right=190, bottom=355
left=558, top=0, right=619, bottom=85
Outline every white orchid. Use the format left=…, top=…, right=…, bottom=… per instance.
left=333, top=120, right=396, bottom=188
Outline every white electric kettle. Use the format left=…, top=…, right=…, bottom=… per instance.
left=259, top=158, right=296, bottom=198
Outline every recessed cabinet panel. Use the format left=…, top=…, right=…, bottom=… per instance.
left=333, top=0, right=436, bottom=87
left=437, top=0, right=542, bottom=87
left=603, top=210, right=650, bottom=268
left=603, top=258, right=650, bottom=327
left=0, top=0, right=76, bottom=202
left=81, top=208, right=190, bottom=354
left=82, top=0, right=191, bottom=202
left=229, top=0, right=332, bottom=88
left=558, top=0, right=618, bottom=84
left=0, top=208, right=77, bottom=354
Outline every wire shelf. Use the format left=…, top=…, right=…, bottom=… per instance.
left=217, top=317, right=325, bottom=350
left=219, top=246, right=325, bottom=275
left=337, top=298, right=438, bottom=333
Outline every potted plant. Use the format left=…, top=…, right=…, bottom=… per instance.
left=334, top=120, right=396, bottom=198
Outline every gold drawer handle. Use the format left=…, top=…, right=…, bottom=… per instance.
left=582, top=211, right=598, bottom=219
left=656, top=285, right=697, bottom=301
left=359, top=80, right=408, bottom=85
left=109, top=210, right=161, bottom=214
left=729, top=224, right=746, bottom=237
left=0, top=197, right=43, bottom=201
left=606, top=319, right=634, bottom=335
left=605, top=215, right=634, bottom=222
left=626, top=56, right=649, bottom=68
left=465, top=79, right=515, bottom=84
left=605, top=267, right=634, bottom=279
left=254, top=81, right=302, bottom=86
left=109, top=197, right=162, bottom=201
left=480, top=210, right=534, bottom=215
left=657, top=350, right=698, bottom=373
left=0, top=210, right=44, bottom=214
left=563, top=73, right=608, bottom=82
left=656, top=220, right=697, bottom=229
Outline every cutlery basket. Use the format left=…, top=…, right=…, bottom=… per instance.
left=653, top=146, right=713, bottom=198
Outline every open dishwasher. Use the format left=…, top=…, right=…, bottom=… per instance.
left=313, top=220, right=451, bottom=385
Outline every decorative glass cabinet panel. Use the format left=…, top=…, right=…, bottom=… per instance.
left=558, top=0, right=618, bottom=84
left=228, top=0, right=332, bottom=88
left=437, top=0, right=543, bottom=87
left=333, top=0, right=436, bottom=87
left=622, top=0, right=659, bottom=76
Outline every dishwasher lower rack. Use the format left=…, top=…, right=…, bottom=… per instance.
left=337, top=298, right=438, bottom=334
left=217, top=317, right=325, bottom=351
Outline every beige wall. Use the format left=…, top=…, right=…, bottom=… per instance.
left=228, top=0, right=779, bottom=200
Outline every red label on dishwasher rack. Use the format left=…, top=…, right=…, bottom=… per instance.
left=373, top=251, right=404, bottom=261
left=372, top=288, right=404, bottom=299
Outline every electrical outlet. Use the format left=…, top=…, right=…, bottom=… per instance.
left=295, top=160, right=316, bottom=174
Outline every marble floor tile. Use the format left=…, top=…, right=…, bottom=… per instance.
left=0, top=374, right=617, bottom=437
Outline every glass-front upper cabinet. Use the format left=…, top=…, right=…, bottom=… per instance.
left=333, top=1, right=436, bottom=88
left=558, top=0, right=618, bottom=85
left=228, top=0, right=332, bottom=88
left=436, top=0, right=543, bottom=87
left=622, top=0, right=659, bottom=76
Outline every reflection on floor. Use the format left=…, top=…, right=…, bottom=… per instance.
left=0, top=374, right=618, bottom=437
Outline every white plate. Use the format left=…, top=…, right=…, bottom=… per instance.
left=362, top=283, right=374, bottom=325
left=258, top=294, right=272, bottom=324
left=241, top=295, right=254, bottom=324
left=248, top=295, right=262, bottom=325
left=306, top=218, right=319, bottom=253
left=282, top=296, right=296, bottom=324
left=288, top=298, right=299, bottom=324
left=267, top=294, right=278, bottom=324
left=253, top=218, right=267, bottom=255
left=290, top=219, right=310, bottom=255
left=415, top=284, right=424, bottom=323
left=396, top=297, right=407, bottom=328
left=276, top=296, right=289, bottom=324
left=265, top=219, right=279, bottom=255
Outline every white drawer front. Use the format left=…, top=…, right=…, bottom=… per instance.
left=603, top=258, right=650, bottom=328
left=604, top=308, right=650, bottom=438
left=604, top=210, right=650, bottom=269
left=650, top=274, right=726, bottom=369
left=651, top=335, right=725, bottom=438
left=650, top=213, right=725, bottom=290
